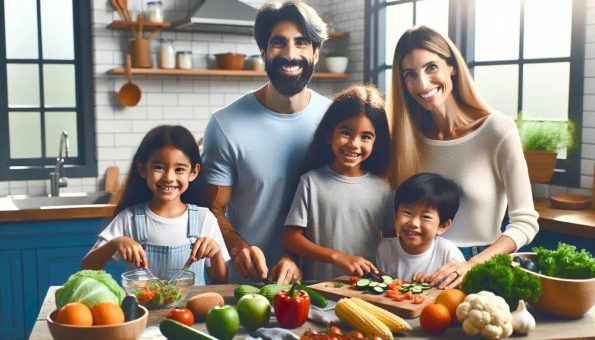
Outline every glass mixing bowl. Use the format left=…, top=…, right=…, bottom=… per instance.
left=121, top=269, right=194, bottom=309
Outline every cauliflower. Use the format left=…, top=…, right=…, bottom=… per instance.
left=456, top=291, right=513, bottom=339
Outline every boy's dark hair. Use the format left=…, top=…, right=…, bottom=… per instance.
left=302, top=84, right=391, bottom=177
left=394, top=172, right=460, bottom=224
left=113, top=125, right=206, bottom=217
left=253, top=0, right=328, bottom=52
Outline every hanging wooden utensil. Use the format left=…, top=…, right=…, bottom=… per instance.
left=110, top=0, right=126, bottom=21
left=118, top=55, right=141, bottom=107
left=116, top=0, right=131, bottom=21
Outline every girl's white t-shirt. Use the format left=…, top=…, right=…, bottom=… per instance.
left=91, top=204, right=230, bottom=264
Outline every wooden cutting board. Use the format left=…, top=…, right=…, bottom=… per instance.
left=308, top=276, right=441, bottom=319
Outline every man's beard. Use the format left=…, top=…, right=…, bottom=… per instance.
left=265, top=56, right=315, bottom=97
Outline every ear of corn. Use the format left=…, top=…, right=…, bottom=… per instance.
left=335, top=298, right=394, bottom=340
left=350, top=297, right=412, bottom=333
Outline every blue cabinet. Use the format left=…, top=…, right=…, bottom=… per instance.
left=0, top=218, right=126, bottom=340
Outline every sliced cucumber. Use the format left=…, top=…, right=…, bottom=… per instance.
left=381, top=275, right=393, bottom=284
left=356, top=279, right=370, bottom=290
left=401, top=283, right=413, bottom=288
left=369, top=281, right=379, bottom=287
left=378, top=283, right=387, bottom=289
left=371, top=286, right=385, bottom=295
left=399, top=286, right=410, bottom=293
left=411, top=286, right=423, bottom=294
left=421, top=283, right=432, bottom=290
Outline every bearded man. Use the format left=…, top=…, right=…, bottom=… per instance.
left=201, top=0, right=330, bottom=283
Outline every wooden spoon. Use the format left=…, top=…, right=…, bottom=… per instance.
left=118, top=55, right=141, bottom=107
left=110, top=0, right=126, bottom=21
left=116, top=0, right=131, bottom=21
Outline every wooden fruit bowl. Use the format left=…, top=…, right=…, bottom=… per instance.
left=47, top=305, right=148, bottom=340
left=513, top=252, right=595, bottom=318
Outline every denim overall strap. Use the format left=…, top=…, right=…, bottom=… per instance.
left=186, top=204, right=210, bottom=286
left=132, top=205, right=147, bottom=242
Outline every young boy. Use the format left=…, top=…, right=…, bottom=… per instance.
left=376, top=173, right=465, bottom=282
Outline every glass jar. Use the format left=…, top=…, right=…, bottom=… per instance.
left=248, top=55, right=264, bottom=71
left=146, top=1, right=163, bottom=23
left=176, top=51, right=193, bottom=69
left=159, top=39, right=175, bottom=69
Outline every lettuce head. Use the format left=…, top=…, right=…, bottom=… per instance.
left=55, top=270, right=125, bottom=309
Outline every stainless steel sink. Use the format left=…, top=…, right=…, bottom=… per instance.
left=0, top=192, right=114, bottom=210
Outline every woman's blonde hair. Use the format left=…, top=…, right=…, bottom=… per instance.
left=389, top=25, right=491, bottom=188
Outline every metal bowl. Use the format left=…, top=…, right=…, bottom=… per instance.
left=121, top=269, right=194, bottom=309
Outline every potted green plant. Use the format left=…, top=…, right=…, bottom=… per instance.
left=517, top=114, right=575, bottom=183
left=325, top=49, right=348, bottom=73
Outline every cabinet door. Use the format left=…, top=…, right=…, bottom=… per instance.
left=36, top=246, right=91, bottom=304
left=0, top=250, right=25, bottom=340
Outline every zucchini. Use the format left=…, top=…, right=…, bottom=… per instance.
left=160, top=319, right=217, bottom=340
left=121, top=295, right=139, bottom=322
left=381, top=275, right=393, bottom=284
left=371, top=286, right=385, bottom=294
left=295, top=283, right=328, bottom=308
left=356, top=279, right=370, bottom=290
left=411, top=286, right=423, bottom=294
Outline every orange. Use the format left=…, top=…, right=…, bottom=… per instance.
left=56, top=302, right=93, bottom=326
left=419, top=303, right=451, bottom=334
left=91, top=302, right=125, bottom=325
left=435, top=288, right=466, bottom=323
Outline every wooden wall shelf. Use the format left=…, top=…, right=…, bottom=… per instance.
left=106, top=67, right=350, bottom=79
left=107, top=20, right=170, bottom=31
left=328, top=31, right=349, bottom=39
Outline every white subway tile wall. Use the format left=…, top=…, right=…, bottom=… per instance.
left=1, top=0, right=589, bottom=200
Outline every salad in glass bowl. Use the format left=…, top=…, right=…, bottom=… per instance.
left=121, top=269, right=194, bottom=309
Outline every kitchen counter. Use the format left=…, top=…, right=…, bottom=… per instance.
left=0, top=204, right=115, bottom=222
left=30, top=285, right=595, bottom=340
left=534, top=199, right=595, bottom=239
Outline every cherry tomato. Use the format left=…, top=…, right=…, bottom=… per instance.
left=166, top=307, right=194, bottom=326
left=393, top=294, right=406, bottom=302
left=412, top=295, right=425, bottom=304
left=404, top=291, right=414, bottom=300
left=329, top=326, right=342, bottom=335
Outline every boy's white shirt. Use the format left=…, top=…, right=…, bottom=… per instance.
left=376, top=236, right=464, bottom=281
left=91, top=204, right=230, bottom=266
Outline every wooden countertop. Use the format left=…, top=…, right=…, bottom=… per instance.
left=30, top=285, right=595, bottom=339
left=0, top=204, right=115, bottom=222
left=534, top=199, right=595, bottom=239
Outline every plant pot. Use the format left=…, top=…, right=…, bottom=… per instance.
left=325, top=56, right=348, bottom=73
left=523, top=150, right=557, bottom=183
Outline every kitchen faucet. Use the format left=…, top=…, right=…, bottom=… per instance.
left=49, top=131, right=70, bottom=197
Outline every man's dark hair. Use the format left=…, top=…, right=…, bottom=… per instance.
left=394, top=173, right=461, bottom=224
left=254, top=0, right=328, bottom=52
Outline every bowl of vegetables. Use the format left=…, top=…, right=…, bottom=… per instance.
left=512, top=243, right=595, bottom=318
left=122, top=269, right=194, bottom=309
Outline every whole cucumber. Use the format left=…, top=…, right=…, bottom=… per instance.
left=121, top=295, right=139, bottom=322
left=296, top=283, right=328, bottom=308
left=159, top=319, right=217, bottom=340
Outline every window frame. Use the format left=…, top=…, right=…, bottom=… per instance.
left=365, top=0, right=585, bottom=187
left=0, top=0, right=96, bottom=181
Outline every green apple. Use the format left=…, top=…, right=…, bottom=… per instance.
left=205, top=305, right=239, bottom=340
left=236, top=294, right=271, bottom=331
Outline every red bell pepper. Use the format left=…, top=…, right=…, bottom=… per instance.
left=273, top=283, right=311, bottom=329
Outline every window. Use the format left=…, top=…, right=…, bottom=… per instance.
left=0, top=0, right=96, bottom=181
left=365, top=0, right=585, bottom=186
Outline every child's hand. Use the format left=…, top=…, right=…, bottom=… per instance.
left=190, top=237, right=221, bottom=261
left=111, top=236, right=147, bottom=268
left=332, top=251, right=378, bottom=277
left=411, top=271, right=431, bottom=283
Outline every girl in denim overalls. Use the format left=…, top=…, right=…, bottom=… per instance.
left=83, top=125, right=229, bottom=285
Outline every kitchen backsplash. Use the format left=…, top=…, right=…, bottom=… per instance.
left=0, top=0, right=592, bottom=199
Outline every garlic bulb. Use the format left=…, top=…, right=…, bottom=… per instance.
left=511, top=300, right=536, bottom=335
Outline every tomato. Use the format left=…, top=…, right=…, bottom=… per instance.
left=167, top=307, right=194, bottom=326
left=349, top=276, right=360, bottom=283
left=393, top=294, right=406, bottom=302
left=412, top=295, right=425, bottom=304
left=404, top=291, right=414, bottom=300
left=135, top=287, right=156, bottom=302
left=329, top=326, right=342, bottom=335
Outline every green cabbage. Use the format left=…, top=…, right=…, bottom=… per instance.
left=55, top=270, right=125, bottom=309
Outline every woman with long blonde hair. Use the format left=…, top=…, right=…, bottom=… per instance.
left=390, top=26, right=538, bottom=289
